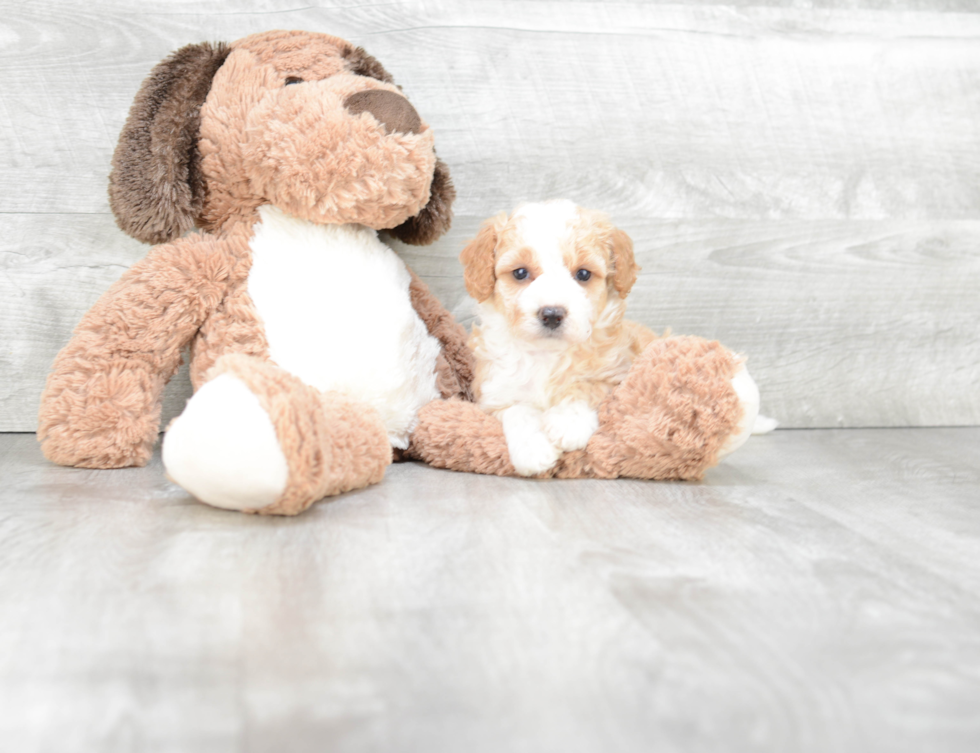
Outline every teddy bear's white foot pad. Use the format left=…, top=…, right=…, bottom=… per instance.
left=717, top=365, right=761, bottom=460
left=162, top=373, right=289, bottom=511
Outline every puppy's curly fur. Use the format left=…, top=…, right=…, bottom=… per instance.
left=460, top=200, right=656, bottom=476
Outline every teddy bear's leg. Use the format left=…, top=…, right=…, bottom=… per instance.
left=583, top=336, right=753, bottom=481
left=163, top=354, right=391, bottom=515
left=716, top=361, right=761, bottom=459
left=408, top=336, right=757, bottom=482
left=162, top=373, right=289, bottom=510
left=408, top=398, right=518, bottom=476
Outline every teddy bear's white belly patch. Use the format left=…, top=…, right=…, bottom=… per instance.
left=246, top=205, right=441, bottom=449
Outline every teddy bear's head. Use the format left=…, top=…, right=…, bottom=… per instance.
left=109, top=30, right=454, bottom=246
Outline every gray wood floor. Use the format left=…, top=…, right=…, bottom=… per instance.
left=1, top=429, right=978, bottom=752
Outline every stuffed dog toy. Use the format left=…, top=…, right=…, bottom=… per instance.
left=39, top=30, right=757, bottom=514
left=38, top=30, right=469, bottom=514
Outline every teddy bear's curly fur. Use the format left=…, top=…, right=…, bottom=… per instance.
left=38, top=30, right=750, bottom=515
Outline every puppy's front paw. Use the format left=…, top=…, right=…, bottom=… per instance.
left=543, top=401, right=599, bottom=452
left=498, top=405, right=562, bottom=476
left=507, top=429, right=562, bottom=477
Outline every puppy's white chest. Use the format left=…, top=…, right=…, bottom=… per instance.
left=492, top=350, right=558, bottom=408
left=246, top=205, right=440, bottom=448
left=475, top=313, right=563, bottom=412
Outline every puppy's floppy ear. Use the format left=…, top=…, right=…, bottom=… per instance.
left=459, top=213, right=504, bottom=302
left=389, top=157, right=456, bottom=246
left=108, top=41, right=231, bottom=245
left=610, top=227, right=639, bottom=297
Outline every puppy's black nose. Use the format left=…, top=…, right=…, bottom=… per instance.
left=343, top=90, right=422, bottom=135
left=539, top=306, right=566, bottom=330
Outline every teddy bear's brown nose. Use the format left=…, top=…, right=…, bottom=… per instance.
left=343, top=90, right=422, bottom=135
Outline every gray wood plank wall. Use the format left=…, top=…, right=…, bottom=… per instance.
left=2, top=0, right=978, bottom=431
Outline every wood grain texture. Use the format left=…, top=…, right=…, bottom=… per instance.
left=6, top=213, right=978, bottom=430
left=399, top=217, right=980, bottom=428
left=3, top=1, right=979, bottom=218
left=2, top=428, right=979, bottom=752
left=2, top=0, right=979, bottom=430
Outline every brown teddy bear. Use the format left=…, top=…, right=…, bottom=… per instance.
left=38, top=30, right=756, bottom=515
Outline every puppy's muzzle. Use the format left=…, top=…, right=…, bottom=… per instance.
left=539, top=306, right=566, bottom=330
left=343, top=90, right=422, bottom=135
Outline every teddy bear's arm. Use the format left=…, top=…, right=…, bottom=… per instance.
left=38, top=235, right=236, bottom=469
left=407, top=269, right=475, bottom=401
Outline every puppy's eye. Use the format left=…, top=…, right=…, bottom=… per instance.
left=575, top=269, right=592, bottom=282
left=513, top=268, right=529, bottom=281
left=284, top=76, right=304, bottom=86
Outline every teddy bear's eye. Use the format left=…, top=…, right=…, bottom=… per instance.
left=575, top=269, right=592, bottom=282
left=284, top=76, right=304, bottom=86
left=513, top=268, right=529, bottom=281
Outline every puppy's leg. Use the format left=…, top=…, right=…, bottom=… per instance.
left=499, top=404, right=562, bottom=477
left=542, top=400, right=599, bottom=452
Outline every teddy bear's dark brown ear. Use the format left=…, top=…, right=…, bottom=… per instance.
left=108, top=41, right=231, bottom=245
left=388, top=157, right=456, bottom=246
left=342, top=45, right=395, bottom=84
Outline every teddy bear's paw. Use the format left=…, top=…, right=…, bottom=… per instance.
left=717, top=363, right=761, bottom=460
left=543, top=401, right=600, bottom=452
left=753, top=414, right=779, bottom=434
left=162, top=373, right=289, bottom=511
left=499, top=405, right=562, bottom=477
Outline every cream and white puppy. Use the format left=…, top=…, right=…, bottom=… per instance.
left=460, top=200, right=657, bottom=476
